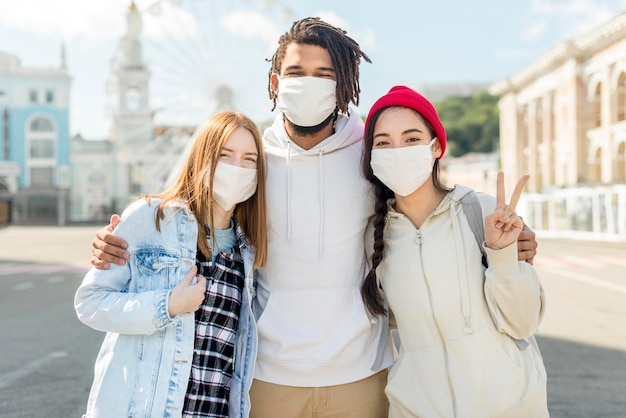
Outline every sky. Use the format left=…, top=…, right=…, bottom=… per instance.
left=1, top=0, right=625, bottom=139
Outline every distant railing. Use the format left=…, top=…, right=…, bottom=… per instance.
left=520, top=184, right=626, bottom=242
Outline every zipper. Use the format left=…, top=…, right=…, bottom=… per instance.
left=417, top=228, right=458, bottom=417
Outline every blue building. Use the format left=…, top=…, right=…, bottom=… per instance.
left=0, top=49, right=71, bottom=224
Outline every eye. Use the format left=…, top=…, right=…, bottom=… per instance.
left=406, top=137, right=421, bottom=143
left=372, top=139, right=389, bottom=148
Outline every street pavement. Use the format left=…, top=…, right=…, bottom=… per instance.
left=0, top=225, right=625, bottom=417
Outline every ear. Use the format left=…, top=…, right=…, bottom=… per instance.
left=270, top=73, right=280, bottom=94
left=433, top=139, right=443, bottom=159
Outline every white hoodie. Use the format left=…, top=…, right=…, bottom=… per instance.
left=253, top=111, right=394, bottom=386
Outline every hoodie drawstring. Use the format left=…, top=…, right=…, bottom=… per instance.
left=451, top=201, right=473, bottom=334
left=318, top=149, right=325, bottom=255
left=286, top=141, right=293, bottom=243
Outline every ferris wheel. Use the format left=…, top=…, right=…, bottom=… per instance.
left=136, top=0, right=295, bottom=128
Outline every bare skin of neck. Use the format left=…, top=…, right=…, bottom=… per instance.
left=394, top=179, right=447, bottom=229
left=211, top=202, right=235, bottom=230
left=284, top=118, right=335, bottom=150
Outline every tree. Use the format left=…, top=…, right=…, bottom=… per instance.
left=435, top=91, right=499, bottom=157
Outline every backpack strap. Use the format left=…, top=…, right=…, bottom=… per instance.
left=460, top=191, right=488, bottom=268
left=460, top=190, right=532, bottom=351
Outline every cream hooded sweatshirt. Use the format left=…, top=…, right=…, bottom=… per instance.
left=380, top=185, right=548, bottom=418
left=252, top=111, right=394, bottom=386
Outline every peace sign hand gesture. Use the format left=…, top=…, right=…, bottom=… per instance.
left=484, top=172, right=530, bottom=250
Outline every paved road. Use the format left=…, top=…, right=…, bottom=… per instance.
left=531, top=237, right=626, bottom=417
left=0, top=226, right=625, bottom=417
left=0, top=225, right=102, bottom=417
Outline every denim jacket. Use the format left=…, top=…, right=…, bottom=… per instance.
left=75, top=198, right=258, bottom=418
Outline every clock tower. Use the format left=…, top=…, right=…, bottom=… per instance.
left=112, top=1, right=152, bottom=149
left=108, top=1, right=155, bottom=202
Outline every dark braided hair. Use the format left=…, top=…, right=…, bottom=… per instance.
left=361, top=106, right=451, bottom=316
left=267, top=17, right=371, bottom=113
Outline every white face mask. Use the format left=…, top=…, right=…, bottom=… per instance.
left=208, top=161, right=258, bottom=211
left=370, top=138, right=437, bottom=196
left=276, top=76, right=337, bottom=127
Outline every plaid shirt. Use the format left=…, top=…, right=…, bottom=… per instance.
left=182, top=235, right=245, bottom=418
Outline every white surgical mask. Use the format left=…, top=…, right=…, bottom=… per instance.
left=370, top=138, right=437, bottom=196
left=208, top=161, right=258, bottom=211
left=276, top=76, right=337, bottom=127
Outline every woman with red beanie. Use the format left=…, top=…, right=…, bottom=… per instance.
left=361, top=86, right=548, bottom=417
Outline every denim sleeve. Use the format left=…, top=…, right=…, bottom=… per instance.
left=74, top=203, right=175, bottom=335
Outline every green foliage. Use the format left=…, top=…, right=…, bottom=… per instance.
left=434, top=91, right=499, bottom=157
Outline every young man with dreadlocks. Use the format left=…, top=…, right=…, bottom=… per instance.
left=247, top=17, right=394, bottom=417
left=89, top=16, right=539, bottom=418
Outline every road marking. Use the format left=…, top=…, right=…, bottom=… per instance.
left=13, top=282, right=34, bottom=291
left=0, top=351, right=68, bottom=389
left=593, top=254, right=626, bottom=268
left=539, top=266, right=626, bottom=294
left=0, top=263, right=89, bottom=276
left=0, top=264, right=32, bottom=275
left=46, top=276, right=65, bottom=284
left=534, top=254, right=626, bottom=269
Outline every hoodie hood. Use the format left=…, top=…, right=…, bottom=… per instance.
left=262, top=109, right=367, bottom=251
left=263, top=110, right=364, bottom=157
left=430, top=184, right=474, bottom=216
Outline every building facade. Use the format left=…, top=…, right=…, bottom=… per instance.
left=0, top=50, right=71, bottom=225
left=69, top=1, right=192, bottom=223
left=490, top=11, right=626, bottom=240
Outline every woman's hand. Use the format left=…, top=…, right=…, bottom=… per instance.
left=168, top=266, right=206, bottom=317
left=484, top=172, right=529, bottom=250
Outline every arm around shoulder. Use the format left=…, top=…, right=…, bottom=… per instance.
left=75, top=200, right=172, bottom=335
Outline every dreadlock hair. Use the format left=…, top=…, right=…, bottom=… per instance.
left=361, top=106, right=451, bottom=316
left=267, top=17, right=371, bottom=114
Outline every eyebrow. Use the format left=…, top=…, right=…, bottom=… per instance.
left=373, top=128, right=425, bottom=139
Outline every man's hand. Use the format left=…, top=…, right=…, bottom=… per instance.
left=517, top=223, right=538, bottom=265
left=168, top=266, right=206, bottom=317
left=90, top=214, right=130, bottom=269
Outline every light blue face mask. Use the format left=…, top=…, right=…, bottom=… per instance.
left=370, top=138, right=437, bottom=196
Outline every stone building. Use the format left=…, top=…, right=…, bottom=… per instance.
left=0, top=49, right=71, bottom=225
left=490, top=10, right=626, bottom=240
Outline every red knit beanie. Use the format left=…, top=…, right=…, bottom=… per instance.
left=365, top=85, right=447, bottom=157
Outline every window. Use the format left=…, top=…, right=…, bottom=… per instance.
left=617, top=72, right=626, bottom=122
left=29, top=90, right=38, bottom=104
left=45, top=90, right=54, bottom=104
left=88, top=172, right=106, bottom=199
left=26, top=115, right=57, bottom=189
left=30, top=139, right=55, bottom=158
left=30, top=117, right=54, bottom=132
left=592, top=83, right=602, bottom=128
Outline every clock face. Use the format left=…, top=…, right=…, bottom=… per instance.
left=125, top=87, right=142, bottom=112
